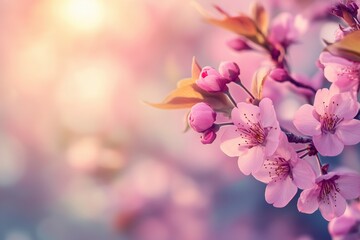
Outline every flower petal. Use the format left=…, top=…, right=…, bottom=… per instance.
left=319, top=193, right=347, bottom=221
left=297, top=187, right=320, bottom=214
left=252, top=159, right=272, bottom=183
left=328, top=93, right=358, bottom=120
left=274, top=133, right=293, bottom=160
left=313, top=133, right=344, bottom=156
left=232, top=103, right=260, bottom=126
left=220, top=126, right=245, bottom=157
left=328, top=213, right=358, bottom=237
left=337, top=173, right=360, bottom=200
left=336, top=119, right=360, bottom=145
left=320, top=51, right=353, bottom=66
left=264, top=127, right=280, bottom=156
left=293, top=104, right=321, bottom=136
left=292, top=160, right=316, bottom=190
left=265, top=176, right=298, bottom=208
left=237, top=146, right=264, bottom=175
left=313, top=88, right=332, bottom=116
left=259, top=98, right=277, bottom=128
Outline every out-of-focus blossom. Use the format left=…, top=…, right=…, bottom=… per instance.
left=188, top=102, right=216, bottom=133
left=268, top=13, right=309, bottom=48
left=269, top=68, right=289, bottom=82
left=328, top=201, right=360, bottom=239
left=293, top=87, right=360, bottom=156
left=253, top=133, right=315, bottom=207
left=297, top=171, right=360, bottom=221
left=227, top=38, right=251, bottom=51
left=319, top=52, right=360, bottom=92
left=331, top=1, right=359, bottom=28
left=220, top=98, right=280, bottom=175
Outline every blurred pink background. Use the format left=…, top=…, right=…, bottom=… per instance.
left=0, top=0, right=355, bottom=239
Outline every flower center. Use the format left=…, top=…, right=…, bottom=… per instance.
left=264, top=157, right=292, bottom=182
left=320, top=113, right=343, bottom=134
left=237, top=121, right=268, bottom=146
left=318, top=176, right=340, bottom=205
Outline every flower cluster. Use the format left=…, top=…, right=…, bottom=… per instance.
left=153, top=1, right=360, bottom=238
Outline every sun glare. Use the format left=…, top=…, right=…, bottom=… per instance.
left=61, top=0, right=105, bottom=32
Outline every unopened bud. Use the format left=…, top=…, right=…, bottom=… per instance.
left=200, top=129, right=216, bottom=144
left=219, top=61, right=240, bottom=82
left=227, top=38, right=251, bottom=51
left=269, top=68, right=289, bottom=82
left=188, top=103, right=216, bottom=133
left=196, top=66, right=228, bottom=92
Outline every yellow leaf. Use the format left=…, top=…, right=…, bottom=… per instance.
left=251, top=67, right=271, bottom=99
left=326, top=30, right=360, bottom=62
left=177, top=57, right=201, bottom=88
left=147, top=58, right=233, bottom=113
left=251, top=2, right=268, bottom=35
left=192, top=1, right=265, bottom=45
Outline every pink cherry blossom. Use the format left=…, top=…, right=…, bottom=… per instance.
left=188, top=102, right=216, bottom=133
left=220, top=98, right=280, bottom=175
left=253, top=133, right=315, bottom=208
left=196, top=66, right=228, bottom=92
left=293, top=87, right=360, bottom=156
left=328, top=201, right=360, bottom=239
left=319, top=52, right=360, bottom=92
left=297, top=171, right=360, bottom=221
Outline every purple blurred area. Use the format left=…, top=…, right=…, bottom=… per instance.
left=0, top=0, right=356, bottom=239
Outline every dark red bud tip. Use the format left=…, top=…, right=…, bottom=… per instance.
left=321, top=164, right=330, bottom=175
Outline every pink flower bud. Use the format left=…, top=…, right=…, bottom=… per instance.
left=188, top=103, right=216, bottom=133
left=196, top=66, right=228, bottom=92
left=201, top=129, right=216, bottom=144
left=227, top=38, right=251, bottom=51
left=219, top=61, right=240, bottom=82
left=269, top=68, right=289, bottom=82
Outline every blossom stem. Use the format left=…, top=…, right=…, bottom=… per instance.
left=285, top=75, right=316, bottom=94
left=225, top=90, right=237, bottom=106
left=296, top=148, right=308, bottom=154
left=235, top=79, right=256, bottom=99
left=315, top=154, right=324, bottom=173
left=216, top=122, right=234, bottom=127
left=285, top=132, right=312, bottom=144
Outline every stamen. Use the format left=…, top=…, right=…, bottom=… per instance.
left=264, top=157, right=292, bottom=182
left=318, top=176, right=340, bottom=205
left=237, top=116, right=268, bottom=147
